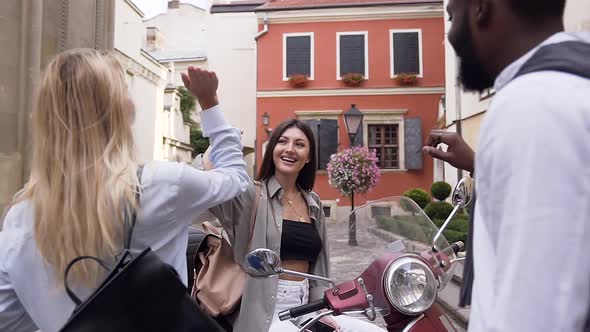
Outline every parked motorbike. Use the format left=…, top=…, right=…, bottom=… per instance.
left=244, top=177, right=474, bottom=332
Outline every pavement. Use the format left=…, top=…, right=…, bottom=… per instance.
left=327, top=221, right=468, bottom=331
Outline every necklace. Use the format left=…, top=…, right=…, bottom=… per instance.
left=283, top=192, right=307, bottom=223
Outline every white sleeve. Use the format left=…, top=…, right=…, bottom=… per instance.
left=486, top=76, right=590, bottom=331
left=0, top=231, right=37, bottom=332
left=175, top=105, right=249, bottom=219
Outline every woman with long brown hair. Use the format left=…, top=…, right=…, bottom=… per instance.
left=0, top=48, right=249, bottom=332
left=202, top=119, right=385, bottom=332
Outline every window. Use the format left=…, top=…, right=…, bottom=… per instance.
left=369, top=124, right=400, bottom=169
left=371, top=206, right=391, bottom=218
left=301, top=118, right=338, bottom=170
left=337, top=32, right=368, bottom=79
left=363, top=111, right=423, bottom=171
left=283, top=33, right=314, bottom=80
left=323, top=206, right=332, bottom=218
left=390, top=29, right=423, bottom=77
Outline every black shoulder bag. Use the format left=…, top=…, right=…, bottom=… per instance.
left=59, top=166, right=223, bottom=332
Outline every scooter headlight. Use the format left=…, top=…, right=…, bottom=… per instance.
left=384, top=256, right=438, bottom=315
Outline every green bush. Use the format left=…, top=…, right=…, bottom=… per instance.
left=376, top=215, right=436, bottom=243
left=376, top=212, right=470, bottom=247
left=190, top=128, right=210, bottom=158
left=440, top=229, right=466, bottom=245
left=403, top=188, right=431, bottom=209
left=424, top=201, right=454, bottom=220
left=431, top=181, right=452, bottom=201
left=432, top=214, right=469, bottom=245
left=449, top=214, right=469, bottom=233
left=432, top=214, right=469, bottom=232
left=178, top=86, right=196, bottom=125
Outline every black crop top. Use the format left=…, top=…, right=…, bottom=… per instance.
left=280, top=220, right=323, bottom=263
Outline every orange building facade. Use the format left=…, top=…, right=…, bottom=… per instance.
left=254, top=0, right=445, bottom=217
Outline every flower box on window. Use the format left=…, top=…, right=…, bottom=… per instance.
left=341, top=73, right=365, bottom=87
left=288, top=74, right=309, bottom=88
left=395, top=72, right=418, bottom=85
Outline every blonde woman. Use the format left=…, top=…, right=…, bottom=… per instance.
left=0, top=49, right=249, bottom=332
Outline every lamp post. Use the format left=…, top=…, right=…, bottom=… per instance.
left=343, top=104, right=363, bottom=147
left=262, top=112, right=272, bottom=137
left=343, top=104, right=364, bottom=246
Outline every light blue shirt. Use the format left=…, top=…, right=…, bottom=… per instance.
left=470, top=32, right=590, bottom=332
left=0, top=105, right=249, bottom=332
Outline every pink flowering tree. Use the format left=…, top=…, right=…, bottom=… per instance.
left=327, top=147, right=380, bottom=245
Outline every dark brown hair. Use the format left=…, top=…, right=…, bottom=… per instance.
left=256, top=119, right=317, bottom=191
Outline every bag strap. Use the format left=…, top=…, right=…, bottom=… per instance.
left=64, top=165, right=143, bottom=306
left=191, top=181, right=262, bottom=288
left=247, top=181, right=262, bottom=248
left=64, top=255, right=114, bottom=306
left=123, top=165, right=144, bottom=250
left=515, top=41, right=590, bottom=80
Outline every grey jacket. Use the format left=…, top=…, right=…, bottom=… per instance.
left=209, top=176, right=330, bottom=332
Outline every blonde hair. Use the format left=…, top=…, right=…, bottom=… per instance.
left=12, top=48, right=139, bottom=287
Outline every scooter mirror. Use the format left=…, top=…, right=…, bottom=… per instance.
left=243, top=248, right=282, bottom=278
left=451, top=177, right=474, bottom=209
left=432, top=177, right=474, bottom=246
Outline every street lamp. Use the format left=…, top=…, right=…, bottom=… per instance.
left=261, top=112, right=272, bottom=137
left=343, top=104, right=364, bottom=146
left=343, top=104, right=364, bottom=246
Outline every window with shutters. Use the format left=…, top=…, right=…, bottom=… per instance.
left=283, top=33, right=314, bottom=80
left=371, top=205, right=391, bottom=218
left=369, top=124, right=400, bottom=169
left=390, top=29, right=423, bottom=78
left=298, top=116, right=339, bottom=171
left=337, top=32, right=368, bottom=79
left=362, top=110, right=423, bottom=171
left=322, top=206, right=331, bottom=218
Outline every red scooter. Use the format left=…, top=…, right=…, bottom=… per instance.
left=244, top=177, right=474, bottom=332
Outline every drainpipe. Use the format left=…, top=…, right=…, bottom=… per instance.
left=454, top=56, right=464, bottom=181
left=254, top=15, right=269, bottom=41
left=18, top=0, right=43, bottom=183
left=254, top=14, right=268, bottom=173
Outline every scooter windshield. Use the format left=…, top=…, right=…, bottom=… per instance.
left=329, top=196, right=457, bottom=290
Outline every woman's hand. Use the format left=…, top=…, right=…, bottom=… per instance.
left=181, top=66, right=219, bottom=111
left=319, top=313, right=341, bottom=331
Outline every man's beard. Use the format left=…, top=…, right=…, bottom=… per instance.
left=456, top=26, right=495, bottom=93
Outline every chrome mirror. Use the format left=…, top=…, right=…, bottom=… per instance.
left=451, top=177, right=474, bottom=208
left=432, top=177, right=474, bottom=246
left=243, top=248, right=336, bottom=285
left=243, top=248, right=282, bottom=278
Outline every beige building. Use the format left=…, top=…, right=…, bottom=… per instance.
left=115, top=0, right=193, bottom=163
left=0, top=0, right=116, bottom=211
left=144, top=1, right=209, bottom=87
left=438, top=0, right=590, bottom=186
left=207, top=0, right=259, bottom=175
left=144, top=0, right=258, bottom=176
left=0, top=0, right=196, bottom=212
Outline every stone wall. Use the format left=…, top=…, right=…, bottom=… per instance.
left=0, top=0, right=115, bottom=212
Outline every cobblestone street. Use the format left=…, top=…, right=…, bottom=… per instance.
left=327, top=221, right=466, bottom=331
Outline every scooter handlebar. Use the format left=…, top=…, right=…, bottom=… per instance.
left=451, top=241, right=465, bottom=254
left=278, top=298, right=328, bottom=321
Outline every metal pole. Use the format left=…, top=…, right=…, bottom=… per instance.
left=349, top=192, right=357, bottom=246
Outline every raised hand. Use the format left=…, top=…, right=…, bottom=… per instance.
left=422, top=130, right=475, bottom=173
left=181, top=66, right=219, bottom=111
